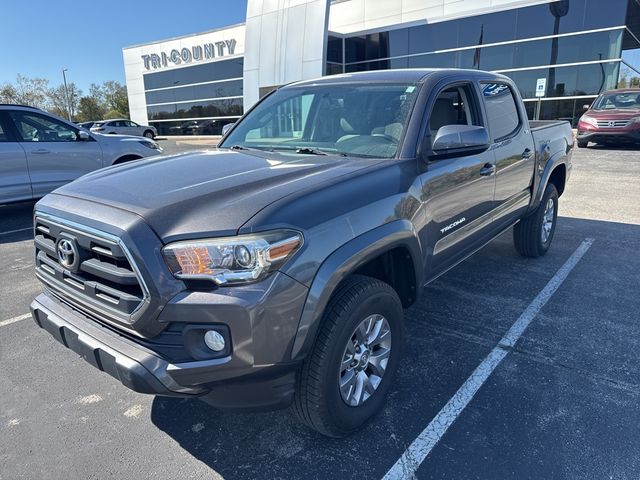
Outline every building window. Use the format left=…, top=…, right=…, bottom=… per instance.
left=143, top=58, right=244, bottom=90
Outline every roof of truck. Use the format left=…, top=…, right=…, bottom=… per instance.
left=289, top=68, right=505, bottom=87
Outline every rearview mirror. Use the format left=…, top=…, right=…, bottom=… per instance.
left=582, top=104, right=591, bottom=111
left=221, top=122, right=235, bottom=136
left=431, top=125, right=490, bottom=158
left=77, top=130, right=90, bottom=141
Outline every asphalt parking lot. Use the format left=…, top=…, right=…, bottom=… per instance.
left=1, top=142, right=639, bottom=479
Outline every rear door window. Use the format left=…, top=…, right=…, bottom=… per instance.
left=481, top=83, right=521, bottom=141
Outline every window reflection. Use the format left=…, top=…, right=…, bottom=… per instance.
left=147, top=98, right=243, bottom=121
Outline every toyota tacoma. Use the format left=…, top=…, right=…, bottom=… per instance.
left=30, top=69, right=573, bottom=437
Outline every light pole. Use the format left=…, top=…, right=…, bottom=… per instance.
left=62, top=68, right=72, bottom=120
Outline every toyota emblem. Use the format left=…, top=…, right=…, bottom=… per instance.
left=56, top=238, right=79, bottom=271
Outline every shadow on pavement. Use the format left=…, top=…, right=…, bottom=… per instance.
left=0, top=201, right=36, bottom=244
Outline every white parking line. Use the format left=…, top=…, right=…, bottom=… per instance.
left=382, top=238, right=594, bottom=480
left=0, top=227, right=32, bottom=236
left=0, top=313, right=32, bottom=328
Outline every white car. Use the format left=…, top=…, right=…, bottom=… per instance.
left=91, top=119, right=157, bottom=138
left=0, top=105, right=162, bottom=204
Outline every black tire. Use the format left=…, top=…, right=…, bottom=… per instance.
left=513, top=183, right=559, bottom=258
left=291, top=275, right=404, bottom=437
left=577, top=140, right=588, bottom=148
left=143, top=130, right=155, bottom=139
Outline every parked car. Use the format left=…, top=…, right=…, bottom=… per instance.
left=0, top=105, right=162, bottom=204
left=91, top=119, right=157, bottom=138
left=30, top=69, right=572, bottom=437
left=77, top=121, right=97, bottom=130
left=169, top=119, right=222, bottom=135
left=577, top=88, right=640, bottom=147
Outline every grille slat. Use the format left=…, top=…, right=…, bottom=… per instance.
left=34, top=215, right=147, bottom=326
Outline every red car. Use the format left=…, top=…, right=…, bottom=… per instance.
left=577, top=89, right=640, bottom=147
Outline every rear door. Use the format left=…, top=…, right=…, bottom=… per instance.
left=417, top=82, right=497, bottom=278
left=8, top=110, right=103, bottom=197
left=0, top=112, right=31, bottom=203
left=480, top=82, right=535, bottom=225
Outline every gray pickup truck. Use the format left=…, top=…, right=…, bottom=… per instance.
left=30, top=69, right=573, bottom=437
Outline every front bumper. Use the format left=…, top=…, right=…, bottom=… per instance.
left=577, top=129, right=640, bottom=144
left=31, top=290, right=303, bottom=410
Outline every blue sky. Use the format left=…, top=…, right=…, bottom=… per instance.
left=0, top=0, right=248, bottom=93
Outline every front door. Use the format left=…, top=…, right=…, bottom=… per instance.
left=8, top=111, right=103, bottom=197
left=417, top=83, right=497, bottom=280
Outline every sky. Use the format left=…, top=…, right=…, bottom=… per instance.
left=0, top=0, right=248, bottom=93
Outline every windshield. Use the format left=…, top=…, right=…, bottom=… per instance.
left=592, top=92, right=640, bottom=110
left=220, top=83, right=420, bottom=158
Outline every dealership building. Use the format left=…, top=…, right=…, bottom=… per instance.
left=123, top=0, right=640, bottom=135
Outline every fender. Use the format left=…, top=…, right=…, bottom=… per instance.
left=289, top=219, right=423, bottom=360
left=528, top=146, right=569, bottom=214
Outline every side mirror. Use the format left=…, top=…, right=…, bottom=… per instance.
left=430, top=125, right=491, bottom=158
left=582, top=104, right=591, bottom=111
left=77, top=130, right=90, bottom=141
left=221, top=122, right=236, bottom=136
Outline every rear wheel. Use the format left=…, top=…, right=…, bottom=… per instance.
left=143, top=130, right=155, bottom=139
left=513, top=183, right=559, bottom=258
left=291, top=275, right=403, bottom=437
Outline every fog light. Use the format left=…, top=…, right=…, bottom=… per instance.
left=204, top=330, right=226, bottom=352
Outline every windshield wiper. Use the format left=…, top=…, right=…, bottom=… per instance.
left=295, top=147, right=329, bottom=155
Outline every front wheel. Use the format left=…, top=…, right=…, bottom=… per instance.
left=291, top=275, right=403, bottom=437
left=513, top=183, right=559, bottom=257
left=577, top=140, right=588, bottom=148
left=143, top=130, right=155, bottom=139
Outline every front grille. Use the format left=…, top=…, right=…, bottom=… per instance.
left=34, top=214, right=148, bottom=328
left=596, top=120, right=630, bottom=128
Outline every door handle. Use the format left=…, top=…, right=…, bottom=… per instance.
left=479, top=163, right=496, bottom=176
left=522, top=148, right=532, bottom=159
left=31, top=149, right=51, bottom=155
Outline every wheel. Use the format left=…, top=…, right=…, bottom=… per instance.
left=513, top=183, right=559, bottom=258
left=577, top=140, right=588, bottom=148
left=143, top=130, right=155, bottom=139
left=291, top=275, right=403, bottom=437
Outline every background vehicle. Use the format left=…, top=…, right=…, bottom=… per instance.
left=577, top=89, right=640, bottom=147
left=91, top=119, right=157, bottom=138
left=77, top=121, right=97, bottom=130
left=0, top=105, right=162, bottom=203
left=30, top=69, right=572, bottom=437
left=168, top=119, right=220, bottom=135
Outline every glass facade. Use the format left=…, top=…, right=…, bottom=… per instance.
left=327, top=0, right=634, bottom=125
left=144, top=58, right=244, bottom=135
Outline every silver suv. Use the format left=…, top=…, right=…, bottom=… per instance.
left=91, top=119, right=157, bottom=138
left=0, top=105, right=162, bottom=204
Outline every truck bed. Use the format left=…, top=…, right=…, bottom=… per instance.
left=529, top=120, right=570, bottom=131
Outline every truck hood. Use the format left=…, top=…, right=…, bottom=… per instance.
left=54, top=149, right=379, bottom=241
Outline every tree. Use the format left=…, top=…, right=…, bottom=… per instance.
left=47, top=82, right=82, bottom=119
left=77, top=96, right=106, bottom=122
left=89, top=81, right=129, bottom=118
left=11, top=75, right=49, bottom=108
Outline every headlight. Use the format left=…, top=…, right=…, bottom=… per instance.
left=629, top=116, right=640, bottom=124
left=138, top=140, right=161, bottom=150
left=162, top=230, right=303, bottom=285
left=579, top=114, right=598, bottom=127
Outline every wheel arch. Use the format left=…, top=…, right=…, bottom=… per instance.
left=530, top=152, right=569, bottom=213
left=112, top=154, right=143, bottom=165
left=290, top=220, right=423, bottom=361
